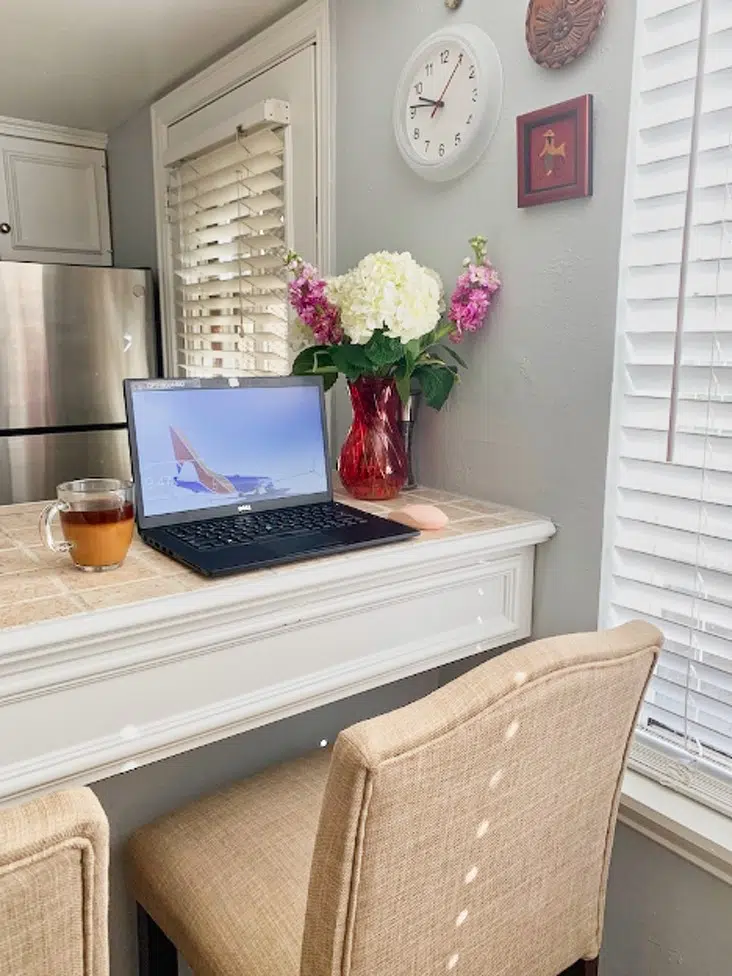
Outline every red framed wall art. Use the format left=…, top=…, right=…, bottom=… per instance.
left=517, top=94, right=594, bottom=208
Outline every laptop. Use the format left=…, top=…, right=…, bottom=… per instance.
left=123, top=376, right=419, bottom=577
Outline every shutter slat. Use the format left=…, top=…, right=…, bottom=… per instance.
left=604, top=0, right=732, bottom=795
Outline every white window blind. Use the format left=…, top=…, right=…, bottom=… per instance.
left=602, top=0, right=732, bottom=814
left=167, top=120, right=290, bottom=378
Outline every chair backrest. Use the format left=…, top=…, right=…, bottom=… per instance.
left=301, top=621, right=661, bottom=976
left=0, top=787, right=109, bottom=976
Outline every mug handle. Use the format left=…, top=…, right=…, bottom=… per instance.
left=39, top=501, right=73, bottom=553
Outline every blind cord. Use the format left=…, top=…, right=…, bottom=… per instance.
left=667, top=0, right=712, bottom=462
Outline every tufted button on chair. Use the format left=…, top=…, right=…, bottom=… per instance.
left=127, top=622, right=661, bottom=976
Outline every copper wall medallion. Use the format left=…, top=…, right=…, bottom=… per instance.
left=526, top=0, right=607, bottom=69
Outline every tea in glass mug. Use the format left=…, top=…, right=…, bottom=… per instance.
left=39, top=478, right=135, bottom=571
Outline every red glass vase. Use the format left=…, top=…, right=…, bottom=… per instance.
left=338, top=376, right=408, bottom=501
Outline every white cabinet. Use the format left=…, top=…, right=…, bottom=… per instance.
left=0, top=134, right=111, bottom=265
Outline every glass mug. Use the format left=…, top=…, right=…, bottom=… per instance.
left=39, top=479, right=135, bottom=572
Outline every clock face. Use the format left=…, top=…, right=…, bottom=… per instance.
left=403, top=40, right=478, bottom=165
left=394, top=26, right=503, bottom=183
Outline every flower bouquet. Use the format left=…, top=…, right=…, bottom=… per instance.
left=286, top=236, right=501, bottom=500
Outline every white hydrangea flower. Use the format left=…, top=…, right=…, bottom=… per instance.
left=326, top=252, right=443, bottom=344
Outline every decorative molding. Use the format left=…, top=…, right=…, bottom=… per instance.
left=0, top=522, right=553, bottom=805
left=4, top=152, right=105, bottom=255
left=0, top=557, right=517, bottom=704
left=620, top=770, right=732, bottom=887
left=0, top=115, right=107, bottom=150
left=1, top=519, right=552, bottom=675
left=1, top=621, right=526, bottom=806
left=150, top=0, right=333, bottom=373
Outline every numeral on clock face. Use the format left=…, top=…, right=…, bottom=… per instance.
left=404, top=40, right=478, bottom=164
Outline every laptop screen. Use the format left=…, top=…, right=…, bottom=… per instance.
left=125, top=378, right=331, bottom=526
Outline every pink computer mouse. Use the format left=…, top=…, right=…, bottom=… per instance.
left=389, top=504, right=449, bottom=531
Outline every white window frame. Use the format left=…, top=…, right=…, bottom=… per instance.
left=150, top=0, right=333, bottom=375
left=601, top=0, right=732, bottom=820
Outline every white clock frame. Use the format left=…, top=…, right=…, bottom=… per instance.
left=393, top=24, right=503, bottom=183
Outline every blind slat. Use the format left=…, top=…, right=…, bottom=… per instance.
left=168, top=125, right=291, bottom=379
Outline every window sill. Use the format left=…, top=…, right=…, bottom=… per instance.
left=619, top=770, right=732, bottom=886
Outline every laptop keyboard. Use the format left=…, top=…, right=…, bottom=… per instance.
left=165, top=502, right=369, bottom=552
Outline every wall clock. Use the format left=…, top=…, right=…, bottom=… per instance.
left=393, top=25, right=503, bottom=182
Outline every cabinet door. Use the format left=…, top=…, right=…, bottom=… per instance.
left=0, top=136, right=112, bottom=265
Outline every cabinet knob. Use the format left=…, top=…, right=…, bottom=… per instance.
left=0, top=223, right=10, bottom=234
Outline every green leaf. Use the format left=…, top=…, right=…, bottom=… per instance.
left=291, top=346, right=338, bottom=391
left=418, top=328, right=437, bottom=353
left=320, top=371, right=339, bottom=392
left=343, top=343, right=372, bottom=369
left=405, top=337, right=421, bottom=365
left=292, top=346, right=320, bottom=375
left=414, top=364, right=456, bottom=411
left=365, top=329, right=405, bottom=368
left=329, top=343, right=372, bottom=380
left=439, top=344, right=468, bottom=369
left=395, top=366, right=412, bottom=405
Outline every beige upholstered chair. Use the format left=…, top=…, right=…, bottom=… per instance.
left=0, top=787, right=110, bottom=976
left=127, top=621, right=661, bottom=976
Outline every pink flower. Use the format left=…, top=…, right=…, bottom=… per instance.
left=287, top=259, right=344, bottom=345
left=448, top=261, right=501, bottom=343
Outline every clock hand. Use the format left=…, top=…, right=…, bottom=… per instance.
left=409, top=97, right=446, bottom=109
left=431, top=60, right=462, bottom=118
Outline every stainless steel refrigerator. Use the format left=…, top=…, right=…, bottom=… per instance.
left=0, top=262, right=159, bottom=504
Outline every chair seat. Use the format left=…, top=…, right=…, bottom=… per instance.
left=127, top=749, right=331, bottom=976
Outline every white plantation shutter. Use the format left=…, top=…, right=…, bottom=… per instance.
left=166, top=105, right=291, bottom=378
left=602, top=0, right=732, bottom=814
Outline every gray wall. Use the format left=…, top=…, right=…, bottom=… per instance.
left=107, top=106, right=158, bottom=271
left=604, top=825, right=732, bottom=976
left=332, top=2, right=732, bottom=976
left=332, top=0, right=635, bottom=641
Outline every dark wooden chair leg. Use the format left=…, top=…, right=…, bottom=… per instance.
left=137, top=903, right=178, bottom=976
left=560, top=959, right=600, bottom=976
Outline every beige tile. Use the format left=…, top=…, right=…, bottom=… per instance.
left=494, top=510, right=540, bottom=526
left=0, top=508, right=44, bottom=530
left=0, top=597, right=82, bottom=629
left=135, top=548, right=195, bottom=577
left=0, top=549, right=42, bottom=575
left=449, top=516, right=512, bottom=534
left=52, top=555, right=161, bottom=592
left=453, top=499, right=513, bottom=515
left=1, top=526, right=44, bottom=548
left=79, top=577, right=191, bottom=611
left=394, top=491, right=433, bottom=504
left=0, top=571, right=63, bottom=606
left=409, top=488, right=467, bottom=503
left=0, top=502, right=46, bottom=515
left=413, top=526, right=460, bottom=542
left=25, top=547, right=75, bottom=570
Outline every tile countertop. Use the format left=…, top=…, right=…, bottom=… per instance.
left=0, top=488, right=551, bottom=633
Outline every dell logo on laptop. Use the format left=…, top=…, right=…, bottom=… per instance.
left=238, top=504, right=253, bottom=513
